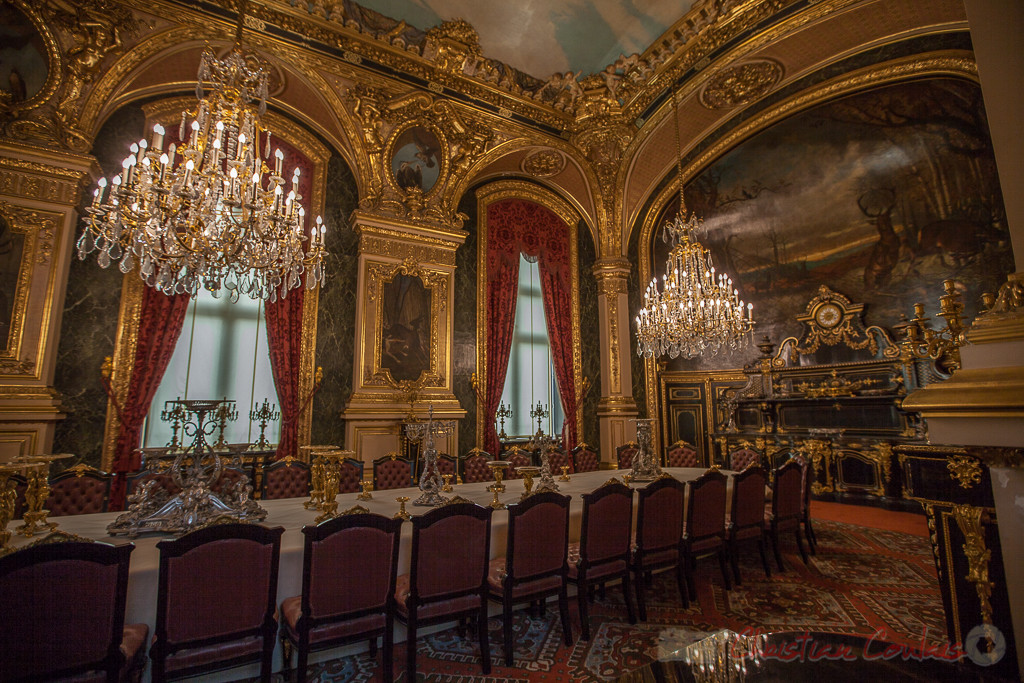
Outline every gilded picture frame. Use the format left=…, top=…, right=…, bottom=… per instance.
left=367, top=257, right=448, bottom=389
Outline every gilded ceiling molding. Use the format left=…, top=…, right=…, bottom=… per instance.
left=474, top=181, right=582, bottom=449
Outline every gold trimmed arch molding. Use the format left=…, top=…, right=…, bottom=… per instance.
left=100, top=105, right=330, bottom=471
left=635, top=52, right=980, bottom=426
left=474, top=180, right=583, bottom=449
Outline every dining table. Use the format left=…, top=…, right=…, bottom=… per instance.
left=4, top=466, right=733, bottom=680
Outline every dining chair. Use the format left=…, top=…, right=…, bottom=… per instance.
left=151, top=522, right=284, bottom=682
left=45, top=463, right=112, bottom=516
left=488, top=491, right=572, bottom=664
left=0, top=539, right=147, bottom=683
left=337, top=456, right=364, bottom=494
left=665, top=440, right=699, bottom=468
left=211, top=465, right=249, bottom=498
left=681, top=468, right=732, bottom=603
left=571, top=444, right=600, bottom=473
left=728, top=447, right=761, bottom=472
left=461, top=449, right=493, bottom=483
left=726, top=465, right=772, bottom=585
left=395, top=502, right=493, bottom=679
left=545, top=448, right=572, bottom=474
left=501, top=447, right=532, bottom=479
left=766, top=459, right=809, bottom=571
left=372, top=453, right=414, bottom=490
left=279, top=513, right=402, bottom=682
left=568, top=480, right=636, bottom=640
left=416, top=452, right=458, bottom=484
left=631, top=476, right=688, bottom=620
left=615, top=442, right=639, bottom=470
left=796, top=455, right=818, bottom=554
left=260, top=456, right=312, bottom=499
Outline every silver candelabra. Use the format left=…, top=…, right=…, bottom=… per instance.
left=405, top=405, right=457, bottom=506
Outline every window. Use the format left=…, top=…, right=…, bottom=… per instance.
left=142, top=290, right=280, bottom=448
left=500, top=254, right=564, bottom=439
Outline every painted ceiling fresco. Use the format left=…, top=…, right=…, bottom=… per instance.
left=354, top=0, right=691, bottom=79
left=652, top=77, right=1013, bottom=369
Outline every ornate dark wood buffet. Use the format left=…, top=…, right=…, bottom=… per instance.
left=658, top=285, right=1019, bottom=680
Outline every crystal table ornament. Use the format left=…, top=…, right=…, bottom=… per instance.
left=630, top=418, right=664, bottom=482
left=106, top=399, right=266, bottom=537
left=405, top=405, right=457, bottom=507
left=533, top=434, right=561, bottom=493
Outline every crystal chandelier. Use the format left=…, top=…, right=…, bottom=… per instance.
left=635, top=90, right=754, bottom=359
left=78, top=13, right=326, bottom=302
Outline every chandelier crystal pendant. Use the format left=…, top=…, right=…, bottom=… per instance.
left=78, top=14, right=325, bottom=302
left=635, top=89, right=754, bottom=359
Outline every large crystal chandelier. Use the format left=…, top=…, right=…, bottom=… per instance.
left=78, top=11, right=325, bottom=302
left=635, top=90, right=754, bottom=359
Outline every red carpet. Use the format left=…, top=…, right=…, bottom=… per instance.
left=255, top=510, right=945, bottom=682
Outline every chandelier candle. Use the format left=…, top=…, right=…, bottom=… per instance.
left=80, top=26, right=327, bottom=302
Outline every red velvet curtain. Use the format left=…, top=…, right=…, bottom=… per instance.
left=264, top=289, right=305, bottom=460
left=109, top=286, right=190, bottom=510
left=485, top=199, right=577, bottom=453
left=264, top=140, right=314, bottom=461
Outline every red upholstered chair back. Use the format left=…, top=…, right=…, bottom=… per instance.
left=636, top=476, right=686, bottom=553
left=337, top=457, right=364, bottom=494
left=506, top=492, right=570, bottom=581
left=685, top=469, right=728, bottom=541
left=729, top=448, right=761, bottom=472
left=665, top=441, right=699, bottom=468
left=0, top=540, right=133, bottom=680
left=45, top=466, right=112, bottom=516
left=156, top=523, right=283, bottom=648
left=261, top=457, right=311, bottom=500
left=579, top=482, right=633, bottom=565
left=211, top=466, right=247, bottom=497
left=462, top=453, right=492, bottom=483
left=302, top=514, right=402, bottom=621
left=730, top=466, right=768, bottom=530
left=373, top=454, right=413, bottom=490
left=417, top=453, right=457, bottom=482
left=616, top=442, right=638, bottom=470
left=410, top=503, right=492, bottom=601
left=501, top=450, right=532, bottom=479
left=545, top=449, right=572, bottom=473
left=772, top=460, right=803, bottom=522
left=572, top=445, right=599, bottom=473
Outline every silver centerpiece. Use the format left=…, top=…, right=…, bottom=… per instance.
left=630, top=418, right=663, bottom=482
left=107, top=399, right=266, bottom=537
left=405, top=405, right=457, bottom=507
left=533, top=433, right=561, bottom=494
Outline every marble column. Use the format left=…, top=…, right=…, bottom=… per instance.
left=593, top=259, right=638, bottom=467
left=0, top=142, right=93, bottom=460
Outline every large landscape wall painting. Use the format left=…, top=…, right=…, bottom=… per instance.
left=652, top=77, right=1013, bottom=370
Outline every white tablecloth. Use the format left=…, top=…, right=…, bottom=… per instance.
left=4, top=467, right=728, bottom=679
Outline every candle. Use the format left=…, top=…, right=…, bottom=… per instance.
left=274, top=149, right=283, bottom=176
left=152, top=123, right=165, bottom=151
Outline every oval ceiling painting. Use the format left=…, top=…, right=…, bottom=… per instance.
left=390, top=126, right=442, bottom=194
left=0, top=4, right=49, bottom=104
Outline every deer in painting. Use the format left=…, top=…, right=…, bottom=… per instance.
left=858, top=188, right=905, bottom=290
left=910, top=198, right=1006, bottom=269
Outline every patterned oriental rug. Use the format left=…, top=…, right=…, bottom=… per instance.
left=254, top=520, right=946, bottom=682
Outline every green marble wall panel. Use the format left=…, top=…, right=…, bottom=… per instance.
left=453, top=190, right=478, bottom=455
left=310, top=156, right=359, bottom=447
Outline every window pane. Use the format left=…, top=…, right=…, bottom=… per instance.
left=500, top=255, right=566, bottom=441
left=142, top=290, right=280, bottom=450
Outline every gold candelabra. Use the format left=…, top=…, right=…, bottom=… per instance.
left=559, top=465, right=570, bottom=481
left=516, top=466, right=541, bottom=501
left=394, top=496, right=411, bottom=521
left=212, top=399, right=239, bottom=452
left=486, top=460, right=510, bottom=509
left=249, top=399, right=279, bottom=451
left=357, top=480, right=373, bottom=500
left=14, top=454, right=72, bottom=537
left=896, top=279, right=967, bottom=373
left=495, top=401, right=513, bottom=441
left=0, top=465, right=20, bottom=552
left=160, top=399, right=188, bottom=451
left=530, top=401, right=548, bottom=439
